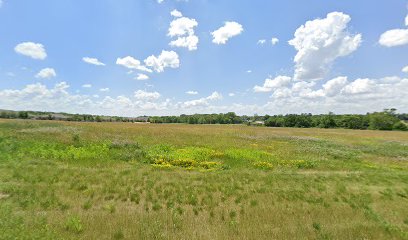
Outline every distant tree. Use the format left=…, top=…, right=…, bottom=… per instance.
left=368, top=112, right=400, bottom=130
left=18, top=111, right=29, bottom=119
left=319, top=112, right=337, bottom=128
left=95, top=116, right=102, bottom=122
left=392, top=121, right=408, bottom=131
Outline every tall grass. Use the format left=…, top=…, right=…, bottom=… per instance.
left=0, top=119, right=407, bottom=239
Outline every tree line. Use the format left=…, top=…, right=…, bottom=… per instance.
left=0, top=109, right=407, bottom=131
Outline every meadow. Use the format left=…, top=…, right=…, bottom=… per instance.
left=0, top=119, right=407, bottom=239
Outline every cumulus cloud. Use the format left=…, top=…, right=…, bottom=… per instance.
left=186, top=90, right=198, bottom=95
left=82, top=57, right=105, bottom=66
left=180, top=91, right=222, bottom=108
left=144, top=50, right=180, bottom=73
left=402, top=65, right=408, bottom=73
left=288, top=12, right=362, bottom=81
left=253, top=76, right=292, bottom=93
left=15, top=42, right=47, bottom=60
left=1, top=76, right=407, bottom=116
left=169, top=35, right=199, bottom=51
left=100, top=88, right=110, bottom=92
left=271, top=37, right=279, bottom=45
left=82, top=84, right=92, bottom=88
left=257, top=76, right=408, bottom=114
left=342, top=78, right=375, bottom=95
left=168, top=12, right=199, bottom=50
left=406, top=15, right=408, bottom=26
left=136, top=73, right=149, bottom=80
left=134, top=90, right=161, bottom=101
left=35, top=68, right=56, bottom=79
left=0, top=82, right=172, bottom=116
left=379, top=29, right=408, bottom=47
left=171, top=9, right=182, bottom=18
left=116, top=56, right=152, bottom=72
left=211, top=21, right=243, bottom=44
left=320, top=76, right=348, bottom=97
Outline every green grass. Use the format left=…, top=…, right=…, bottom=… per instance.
left=0, top=119, right=408, bottom=239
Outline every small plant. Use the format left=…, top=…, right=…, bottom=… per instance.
left=65, top=216, right=83, bottom=234
left=312, top=222, right=321, bottom=231
left=113, top=229, right=124, bottom=239
left=82, top=200, right=92, bottom=210
left=229, top=211, right=237, bottom=219
left=72, top=133, right=81, bottom=146
left=152, top=202, right=162, bottom=211
left=103, top=203, right=116, bottom=214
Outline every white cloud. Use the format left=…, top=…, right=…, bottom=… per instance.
left=15, top=42, right=47, bottom=60
left=82, top=57, right=105, bottom=66
left=136, top=73, right=149, bottom=80
left=168, top=14, right=199, bottom=51
left=246, top=70, right=252, bottom=73
left=35, top=68, right=56, bottom=79
left=379, top=29, right=408, bottom=47
left=169, top=35, right=199, bottom=51
left=171, top=9, right=182, bottom=18
left=342, top=78, right=376, bottom=95
left=206, top=91, right=222, bottom=100
left=168, top=16, right=197, bottom=37
left=257, top=39, right=266, bottom=45
left=405, top=15, right=408, bottom=26
left=186, top=90, right=198, bottom=95
left=1, top=77, right=407, bottom=116
left=402, top=65, right=408, bottom=73
left=134, top=90, right=161, bottom=101
left=144, top=50, right=180, bottom=73
left=288, top=12, right=362, bottom=81
left=82, top=84, right=92, bottom=88
left=100, top=88, right=110, bottom=92
left=228, top=93, right=235, bottom=97
left=116, top=56, right=152, bottom=72
left=253, top=76, right=292, bottom=93
left=211, top=21, right=243, bottom=44
left=181, top=91, right=222, bottom=108
left=271, top=37, right=279, bottom=45
left=321, top=76, right=348, bottom=97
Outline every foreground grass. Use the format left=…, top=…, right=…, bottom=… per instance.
left=0, top=119, right=407, bottom=239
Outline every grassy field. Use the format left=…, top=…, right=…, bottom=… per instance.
left=0, top=119, right=407, bottom=239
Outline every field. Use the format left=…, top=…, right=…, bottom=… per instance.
left=0, top=119, right=408, bottom=239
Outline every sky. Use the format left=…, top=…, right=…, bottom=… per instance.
left=0, top=0, right=408, bottom=116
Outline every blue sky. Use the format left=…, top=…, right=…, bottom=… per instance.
left=0, top=0, right=408, bottom=116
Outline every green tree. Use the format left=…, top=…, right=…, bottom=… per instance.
left=368, top=112, right=399, bottom=130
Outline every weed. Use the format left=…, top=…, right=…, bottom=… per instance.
left=65, top=216, right=83, bottom=234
